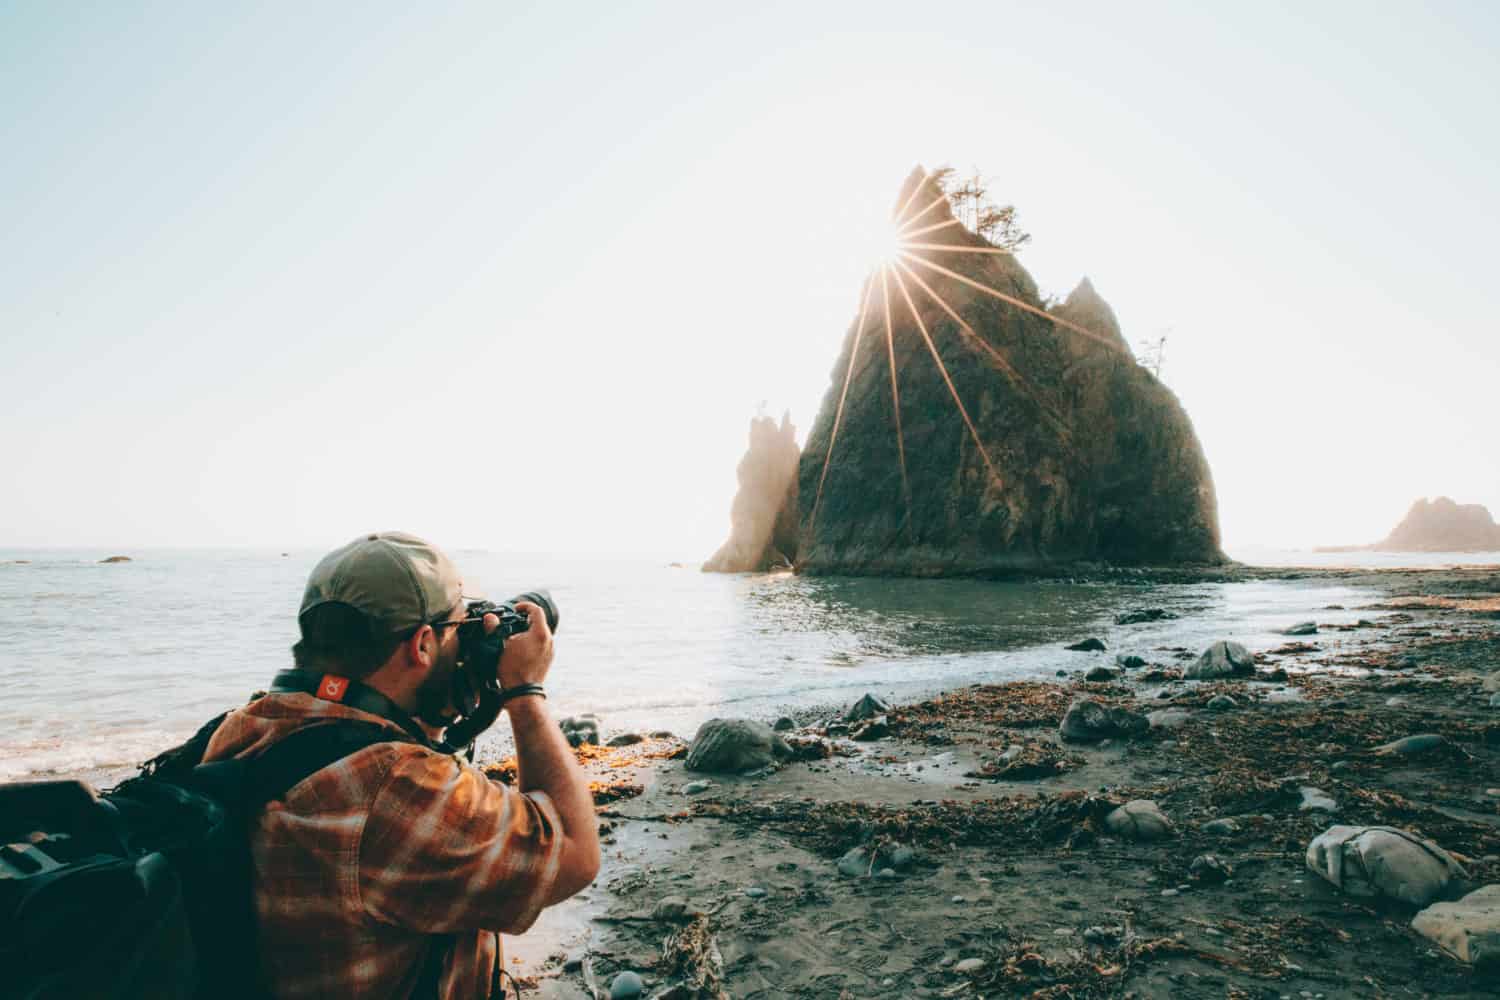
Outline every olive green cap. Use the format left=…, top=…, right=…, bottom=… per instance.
left=299, top=531, right=463, bottom=633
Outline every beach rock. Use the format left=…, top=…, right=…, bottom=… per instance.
left=1412, top=885, right=1500, bottom=970
left=100, top=555, right=132, bottom=564
left=1186, top=640, right=1254, bottom=680
left=1483, top=673, right=1500, bottom=693
left=743, top=886, right=767, bottom=898
left=1206, top=694, right=1237, bottom=712
left=1059, top=698, right=1149, bottom=742
left=793, top=172, right=1225, bottom=577
left=1189, top=854, right=1232, bottom=884
left=889, top=845, right=918, bottom=870
left=702, top=412, right=800, bottom=573
left=1116, top=654, right=1147, bottom=670
left=845, top=693, right=891, bottom=722
left=1202, top=818, right=1239, bottom=837
left=1283, top=622, right=1319, bottom=636
left=1147, top=708, right=1191, bottom=730
left=837, top=846, right=872, bottom=878
left=1306, top=825, right=1467, bottom=906
left=1105, top=800, right=1174, bottom=841
left=1490, top=693, right=1500, bottom=708
left=1115, top=608, right=1177, bottom=625
left=953, top=958, right=986, bottom=974
left=607, top=732, right=644, bottom=747
left=559, top=716, right=600, bottom=747
left=1373, top=733, right=1446, bottom=757
left=651, top=897, right=700, bottom=922
left=685, top=718, right=793, bottom=774
left=681, top=780, right=713, bottom=795
left=875, top=868, right=897, bottom=879
left=852, top=715, right=890, bottom=741
left=1299, top=787, right=1337, bottom=812
left=772, top=716, right=795, bottom=731
left=1066, top=637, right=1107, bottom=652
left=1084, top=666, right=1117, bottom=682
left=609, top=970, right=645, bottom=999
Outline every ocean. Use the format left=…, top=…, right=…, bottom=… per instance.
left=1, top=546, right=1494, bottom=783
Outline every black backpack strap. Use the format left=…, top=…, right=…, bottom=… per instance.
left=244, top=721, right=415, bottom=806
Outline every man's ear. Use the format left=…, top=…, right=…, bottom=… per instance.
left=403, top=625, right=437, bottom=670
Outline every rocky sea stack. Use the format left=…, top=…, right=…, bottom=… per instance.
left=1378, top=497, right=1500, bottom=552
left=703, top=411, right=801, bottom=572
left=793, top=167, right=1224, bottom=575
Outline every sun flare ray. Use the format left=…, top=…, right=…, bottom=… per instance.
left=890, top=169, right=932, bottom=229
left=880, top=265, right=915, bottom=538
left=811, top=275, right=876, bottom=530
left=898, top=217, right=964, bottom=240
left=902, top=242, right=1017, bottom=255
left=890, top=266, right=1004, bottom=488
left=895, top=192, right=950, bottom=233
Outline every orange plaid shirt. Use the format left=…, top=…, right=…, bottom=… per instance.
left=203, top=692, right=563, bottom=1000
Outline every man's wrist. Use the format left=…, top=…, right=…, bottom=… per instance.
left=501, top=685, right=549, bottom=714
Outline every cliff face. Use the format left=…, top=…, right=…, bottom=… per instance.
left=703, top=412, right=801, bottom=572
left=1379, top=498, right=1500, bottom=552
left=793, top=168, right=1223, bottom=575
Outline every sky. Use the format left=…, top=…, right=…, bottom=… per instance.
left=2, top=1, right=1497, bottom=558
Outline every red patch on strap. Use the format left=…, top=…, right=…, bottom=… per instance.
left=318, top=674, right=350, bottom=702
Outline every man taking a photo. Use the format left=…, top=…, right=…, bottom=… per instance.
left=203, top=531, right=600, bottom=999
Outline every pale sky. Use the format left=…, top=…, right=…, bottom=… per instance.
left=2, top=1, right=1496, bottom=557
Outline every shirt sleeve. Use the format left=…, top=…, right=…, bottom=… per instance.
left=357, top=747, right=565, bottom=935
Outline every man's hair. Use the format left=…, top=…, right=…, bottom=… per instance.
left=292, top=603, right=412, bottom=679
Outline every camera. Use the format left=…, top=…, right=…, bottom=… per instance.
left=440, top=590, right=560, bottom=755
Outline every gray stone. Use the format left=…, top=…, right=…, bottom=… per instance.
left=1284, top=622, right=1319, bottom=636
left=1189, top=854, right=1232, bottom=884
left=1385, top=696, right=1409, bottom=708
left=651, top=896, right=699, bottom=922
left=1066, top=637, right=1107, bottom=652
left=685, top=718, right=793, bottom=773
left=772, top=716, right=795, bottom=731
left=1373, top=733, right=1446, bottom=757
left=852, top=715, right=890, bottom=741
left=837, top=846, right=871, bottom=878
left=1484, top=673, right=1500, bottom=693
left=1105, top=800, right=1174, bottom=841
left=1186, top=640, right=1255, bottom=680
left=681, top=780, right=713, bottom=795
left=1059, top=698, right=1149, bottom=742
left=1411, top=885, right=1500, bottom=970
left=1116, top=654, right=1147, bottom=670
left=1299, top=787, right=1336, bottom=812
left=607, top=732, right=643, bottom=747
left=559, top=716, right=600, bottom=747
left=1085, top=666, right=1118, bottom=682
left=844, top=693, right=891, bottom=722
left=1202, top=818, right=1239, bottom=836
left=890, top=845, right=918, bottom=870
left=1147, top=708, right=1191, bottom=731
left=609, top=970, right=644, bottom=1000
left=1206, top=694, right=1237, bottom=712
left=744, top=887, right=767, bottom=898
left=1490, top=693, right=1500, bottom=708
left=1306, top=825, right=1467, bottom=906
left=953, top=958, right=986, bottom=974
left=875, top=867, right=897, bottom=879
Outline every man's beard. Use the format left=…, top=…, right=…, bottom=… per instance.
left=414, top=647, right=460, bottom=728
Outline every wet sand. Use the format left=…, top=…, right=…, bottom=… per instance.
left=506, top=565, right=1500, bottom=998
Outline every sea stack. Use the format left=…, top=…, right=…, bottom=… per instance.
left=794, top=167, right=1224, bottom=575
left=703, top=411, right=801, bottom=572
left=1377, top=498, right=1500, bottom=552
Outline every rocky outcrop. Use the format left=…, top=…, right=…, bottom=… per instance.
left=703, top=412, right=801, bottom=572
left=1378, top=497, right=1500, bottom=552
left=794, top=168, right=1224, bottom=575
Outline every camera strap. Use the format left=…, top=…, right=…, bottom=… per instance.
left=268, top=670, right=435, bottom=749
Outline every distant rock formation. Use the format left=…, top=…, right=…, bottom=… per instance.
left=100, top=555, right=133, bottom=564
left=794, top=167, right=1224, bottom=575
left=1377, top=498, right=1500, bottom=552
left=703, top=412, right=801, bottom=572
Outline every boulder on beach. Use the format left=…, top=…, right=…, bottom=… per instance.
left=1186, top=640, right=1254, bottom=680
left=1115, top=608, right=1177, bottom=625
left=1084, top=666, right=1117, bottom=682
left=702, top=412, right=801, bottom=573
left=1059, top=698, right=1148, bottom=742
left=1115, top=654, right=1147, bottom=670
left=791, top=168, right=1225, bottom=576
left=1411, top=885, right=1500, bottom=970
left=1283, top=622, right=1318, bottom=636
left=1105, top=800, right=1174, bottom=841
left=1066, top=637, right=1106, bottom=652
left=1372, top=733, right=1447, bottom=757
left=844, top=693, right=891, bottom=722
left=1306, top=825, right=1466, bottom=907
left=685, top=718, right=794, bottom=774
left=559, top=716, right=600, bottom=747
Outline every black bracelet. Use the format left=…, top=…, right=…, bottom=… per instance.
left=497, top=683, right=545, bottom=705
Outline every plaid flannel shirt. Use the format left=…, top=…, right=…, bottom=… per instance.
left=203, top=692, right=563, bottom=1000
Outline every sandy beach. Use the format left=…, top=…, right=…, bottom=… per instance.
left=504, top=565, right=1500, bottom=998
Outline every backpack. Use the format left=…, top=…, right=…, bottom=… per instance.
left=0, top=715, right=413, bottom=1000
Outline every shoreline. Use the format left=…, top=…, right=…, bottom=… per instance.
left=509, top=565, right=1500, bottom=998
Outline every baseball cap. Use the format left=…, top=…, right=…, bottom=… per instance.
left=299, top=532, right=463, bottom=634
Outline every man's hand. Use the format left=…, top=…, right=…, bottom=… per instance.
left=485, top=600, right=554, bottom=690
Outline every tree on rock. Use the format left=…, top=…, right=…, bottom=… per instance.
left=931, top=166, right=1031, bottom=251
